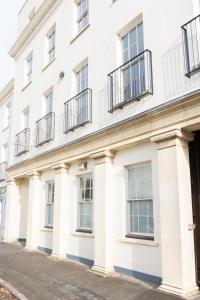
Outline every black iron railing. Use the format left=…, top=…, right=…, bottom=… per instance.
left=35, top=112, right=55, bottom=147
left=182, top=15, right=200, bottom=77
left=0, top=162, right=7, bottom=182
left=64, top=88, right=92, bottom=133
left=15, top=128, right=30, bottom=156
left=108, top=49, right=153, bottom=112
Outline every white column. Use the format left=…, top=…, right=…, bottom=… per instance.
left=26, top=171, right=41, bottom=251
left=4, top=178, right=20, bottom=242
left=151, top=129, right=197, bottom=296
left=91, top=150, right=115, bottom=274
left=51, top=163, right=70, bottom=258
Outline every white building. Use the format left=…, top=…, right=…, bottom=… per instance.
left=1, top=0, right=200, bottom=297
left=0, top=79, right=13, bottom=241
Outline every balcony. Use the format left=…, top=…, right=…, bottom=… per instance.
left=108, top=50, right=153, bottom=112
left=35, top=112, right=55, bottom=147
left=0, top=162, right=7, bottom=182
left=15, top=128, right=30, bottom=156
left=182, top=15, right=200, bottom=77
left=64, top=88, right=92, bottom=133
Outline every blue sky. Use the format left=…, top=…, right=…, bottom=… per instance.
left=0, top=1, right=24, bottom=90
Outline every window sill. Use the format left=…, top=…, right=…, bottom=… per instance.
left=72, top=231, right=94, bottom=238
left=41, top=227, right=53, bottom=232
left=42, top=57, right=56, bottom=72
left=22, top=80, right=32, bottom=92
left=120, top=237, right=158, bottom=247
left=70, top=24, right=90, bottom=44
left=2, top=126, right=9, bottom=132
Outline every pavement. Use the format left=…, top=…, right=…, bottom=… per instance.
left=0, top=243, right=199, bottom=300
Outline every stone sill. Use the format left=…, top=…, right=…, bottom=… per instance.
left=70, top=24, right=90, bottom=44
left=119, top=238, right=158, bottom=247
left=71, top=231, right=94, bottom=238
left=21, top=80, right=32, bottom=92
left=40, top=227, right=53, bottom=232
left=42, top=57, right=56, bottom=72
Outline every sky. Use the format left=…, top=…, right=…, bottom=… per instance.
left=0, top=1, right=24, bottom=90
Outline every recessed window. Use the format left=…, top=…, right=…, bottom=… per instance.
left=78, top=175, right=93, bottom=232
left=4, top=103, right=10, bottom=129
left=45, top=181, right=54, bottom=228
left=25, top=53, right=33, bottom=85
left=127, top=163, right=154, bottom=239
left=2, top=143, right=8, bottom=163
left=47, top=27, right=56, bottom=62
left=23, top=107, right=29, bottom=129
left=45, top=89, right=53, bottom=114
left=76, top=0, right=89, bottom=32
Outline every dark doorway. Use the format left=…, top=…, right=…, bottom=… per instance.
left=189, top=131, right=200, bottom=286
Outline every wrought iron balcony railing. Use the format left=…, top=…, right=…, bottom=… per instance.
left=64, top=88, right=92, bottom=133
left=0, top=162, right=7, bottom=182
left=15, top=128, right=30, bottom=156
left=35, top=112, right=55, bottom=147
left=182, top=15, right=200, bottom=77
left=108, top=49, right=153, bottom=112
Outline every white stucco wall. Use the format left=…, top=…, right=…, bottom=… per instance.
left=9, top=0, right=200, bottom=167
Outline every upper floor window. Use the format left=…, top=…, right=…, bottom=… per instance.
left=122, top=22, right=144, bottom=63
left=78, top=175, right=93, bottom=232
left=45, top=181, right=54, bottom=228
left=45, top=89, right=53, bottom=114
left=23, top=106, right=29, bottom=129
left=25, top=53, right=33, bottom=84
left=47, top=27, right=56, bottom=62
left=127, top=163, right=154, bottom=239
left=2, top=143, right=8, bottom=163
left=4, top=103, right=10, bottom=129
left=76, top=0, right=89, bottom=32
left=76, top=64, right=88, bottom=93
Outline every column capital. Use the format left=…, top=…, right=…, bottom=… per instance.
left=27, top=170, right=41, bottom=179
left=90, top=150, right=115, bottom=165
left=6, top=177, right=17, bottom=184
left=151, top=129, right=194, bottom=150
left=51, top=162, right=70, bottom=173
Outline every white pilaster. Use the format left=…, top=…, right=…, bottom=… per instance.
left=151, top=129, right=198, bottom=296
left=51, top=163, right=70, bottom=258
left=26, top=170, right=41, bottom=251
left=4, top=178, right=20, bottom=242
left=91, top=150, right=115, bottom=274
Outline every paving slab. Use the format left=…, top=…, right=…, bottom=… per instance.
left=0, top=243, right=199, bottom=300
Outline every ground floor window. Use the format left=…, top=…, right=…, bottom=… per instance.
left=78, top=175, right=93, bottom=232
left=127, top=162, right=154, bottom=239
left=45, top=181, right=54, bottom=228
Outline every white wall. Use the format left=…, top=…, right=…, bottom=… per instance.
left=9, top=0, right=200, bottom=167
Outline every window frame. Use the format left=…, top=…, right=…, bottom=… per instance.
left=77, top=173, right=93, bottom=233
left=76, top=0, right=89, bottom=33
left=45, top=181, right=55, bottom=229
left=25, top=52, right=33, bottom=84
left=46, top=26, right=56, bottom=62
left=126, top=162, right=154, bottom=240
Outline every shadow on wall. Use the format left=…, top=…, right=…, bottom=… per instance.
left=162, top=36, right=200, bottom=100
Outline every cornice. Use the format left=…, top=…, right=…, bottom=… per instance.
left=9, top=0, right=62, bottom=58
left=0, top=79, right=14, bottom=103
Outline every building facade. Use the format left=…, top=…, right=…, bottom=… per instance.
left=1, top=0, right=200, bottom=297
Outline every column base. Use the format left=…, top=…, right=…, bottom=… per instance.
left=159, top=283, right=199, bottom=297
left=91, top=265, right=114, bottom=276
left=24, top=245, right=37, bottom=252
left=50, top=253, right=66, bottom=260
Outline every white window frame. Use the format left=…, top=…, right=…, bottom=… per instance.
left=4, top=103, right=10, bottom=129
left=77, top=174, right=93, bottom=232
left=2, top=143, right=8, bottom=163
left=126, top=162, right=154, bottom=239
left=22, top=106, right=29, bottom=129
left=76, top=0, right=89, bottom=33
left=25, top=53, right=33, bottom=84
left=45, top=89, right=53, bottom=115
left=45, top=181, right=55, bottom=228
left=46, top=26, right=56, bottom=62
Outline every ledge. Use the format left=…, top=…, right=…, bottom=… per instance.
left=40, top=227, right=53, bottom=232
left=42, top=57, right=56, bottom=72
left=71, top=231, right=94, bottom=238
left=119, top=237, right=158, bottom=247
left=70, top=24, right=90, bottom=44
left=21, top=80, right=32, bottom=92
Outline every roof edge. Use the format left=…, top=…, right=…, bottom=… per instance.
left=0, top=79, right=14, bottom=103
